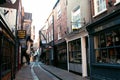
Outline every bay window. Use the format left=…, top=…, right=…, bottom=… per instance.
left=94, top=28, right=120, bottom=64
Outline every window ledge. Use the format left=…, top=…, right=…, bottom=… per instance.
left=92, top=63, right=120, bottom=69
left=114, top=2, right=120, bottom=6
left=93, top=8, right=107, bottom=18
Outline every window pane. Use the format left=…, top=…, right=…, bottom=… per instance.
left=100, top=33, right=106, bottom=47
left=94, top=0, right=106, bottom=14
left=95, top=49, right=108, bottom=63
left=116, top=47, right=120, bottom=64
left=94, top=36, right=99, bottom=49
left=72, top=6, right=81, bottom=30
left=106, top=32, right=113, bottom=47
left=112, top=29, right=120, bottom=46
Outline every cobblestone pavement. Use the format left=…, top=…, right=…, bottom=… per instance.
left=15, top=62, right=90, bottom=80
left=40, top=62, right=89, bottom=80
left=15, top=65, right=33, bottom=80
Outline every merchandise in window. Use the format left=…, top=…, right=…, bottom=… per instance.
left=69, top=39, right=81, bottom=63
left=94, top=28, right=120, bottom=64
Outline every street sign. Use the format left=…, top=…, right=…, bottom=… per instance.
left=17, top=30, right=26, bottom=39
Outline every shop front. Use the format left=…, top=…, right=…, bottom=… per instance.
left=65, top=28, right=89, bottom=77
left=54, top=39, right=67, bottom=69
left=55, top=40, right=67, bottom=70
left=87, top=9, right=120, bottom=80
left=0, top=13, right=16, bottom=80
left=68, top=38, right=82, bottom=74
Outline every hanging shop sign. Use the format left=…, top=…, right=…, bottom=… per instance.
left=17, top=30, right=26, bottom=39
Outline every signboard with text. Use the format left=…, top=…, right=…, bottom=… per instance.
left=17, top=30, right=26, bottom=39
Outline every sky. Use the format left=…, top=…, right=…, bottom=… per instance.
left=22, top=0, right=57, bottom=42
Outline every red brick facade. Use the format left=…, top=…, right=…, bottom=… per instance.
left=53, top=0, right=67, bottom=43
left=91, top=0, right=120, bottom=21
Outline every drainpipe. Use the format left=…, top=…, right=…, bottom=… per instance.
left=52, top=14, right=55, bottom=66
left=13, top=9, right=19, bottom=79
left=89, top=0, right=93, bottom=23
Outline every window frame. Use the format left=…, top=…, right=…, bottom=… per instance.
left=114, top=0, right=120, bottom=5
left=71, top=6, right=81, bottom=30
left=58, top=25, right=62, bottom=40
left=57, top=5, right=61, bottom=19
left=93, top=0, right=107, bottom=17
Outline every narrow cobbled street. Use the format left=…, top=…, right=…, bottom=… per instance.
left=15, top=62, right=89, bottom=80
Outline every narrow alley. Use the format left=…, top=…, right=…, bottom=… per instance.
left=1, top=0, right=120, bottom=80
left=15, top=62, right=89, bottom=80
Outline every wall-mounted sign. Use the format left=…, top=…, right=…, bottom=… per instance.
left=17, top=30, right=26, bottom=39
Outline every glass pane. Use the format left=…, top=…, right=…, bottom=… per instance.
left=100, top=33, right=106, bottom=47
left=106, top=36, right=113, bottom=46
left=94, top=36, right=99, bottom=49
left=95, top=49, right=101, bottom=63
left=112, top=30, right=120, bottom=46
left=107, top=48, right=116, bottom=64
left=116, top=47, right=120, bottom=64
left=95, top=49, right=108, bottom=63
left=97, top=0, right=106, bottom=12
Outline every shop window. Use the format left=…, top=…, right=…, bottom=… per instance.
left=58, top=49, right=67, bottom=62
left=94, top=28, right=120, bottom=64
left=69, top=38, right=81, bottom=63
left=1, top=38, right=14, bottom=77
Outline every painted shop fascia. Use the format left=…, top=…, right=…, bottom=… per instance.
left=65, top=27, right=88, bottom=42
left=87, top=9, right=120, bottom=80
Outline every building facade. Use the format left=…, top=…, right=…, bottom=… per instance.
left=40, top=0, right=91, bottom=77
left=87, top=0, right=120, bottom=79
left=39, top=22, right=49, bottom=64
left=52, top=0, right=67, bottom=68
left=45, top=12, right=54, bottom=65
left=65, top=0, right=91, bottom=77
left=0, top=0, right=22, bottom=80
left=23, top=12, right=32, bottom=37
